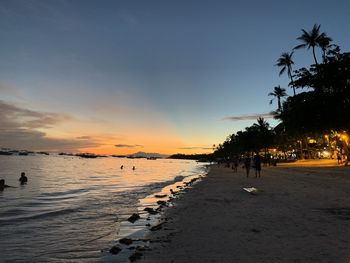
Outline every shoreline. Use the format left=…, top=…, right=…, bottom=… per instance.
left=102, top=164, right=209, bottom=262
left=139, top=160, right=350, bottom=263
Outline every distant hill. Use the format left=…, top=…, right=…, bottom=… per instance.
left=128, top=152, right=169, bottom=158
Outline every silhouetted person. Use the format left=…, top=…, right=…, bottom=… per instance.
left=0, top=179, right=13, bottom=191
left=120, top=165, right=124, bottom=169
left=254, top=154, right=262, bottom=178
left=337, top=153, right=342, bottom=164
left=244, top=156, right=251, bottom=177
left=232, top=158, right=239, bottom=172
left=132, top=166, right=136, bottom=170
left=19, top=172, right=28, bottom=185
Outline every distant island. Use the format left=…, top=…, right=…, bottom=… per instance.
left=168, top=153, right=213, bottom=161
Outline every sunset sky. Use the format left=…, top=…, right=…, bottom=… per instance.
left=1, top=0, right=349, bottom=155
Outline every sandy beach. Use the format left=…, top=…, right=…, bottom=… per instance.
left=140, top=160, right=350, bottom=263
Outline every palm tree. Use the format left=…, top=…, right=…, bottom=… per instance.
left=294, top=24, right=329, bottom=66
left=254, top=117, right=270, bottom=130
left=276, top=52, right=295, bottom=95
left=268, top=85, right=287, bottom=110
left=318, top=33, right=333, bottom=62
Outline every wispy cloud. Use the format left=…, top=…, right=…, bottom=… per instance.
left=115, top=144, right=144, bottom=148
left=0, top=100, right=72, bottom=129
left=223, top=113, right=273, bottom=121
left=0, top=100, right=99, bottom=151
left=76, top=136, right=91, bottom=140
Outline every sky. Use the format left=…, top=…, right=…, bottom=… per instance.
left=0, top=0, right=349, bottom=155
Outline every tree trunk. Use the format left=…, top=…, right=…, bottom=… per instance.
left=288, top=67, right=296, bottom=96
left=312, top=46, right=319, bottom=66
left=277, top=98, right=281, bottom=110
left=299, top=139, right=304, bottom=160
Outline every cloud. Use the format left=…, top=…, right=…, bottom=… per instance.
left=223, top=113, right=273, bottom=121
left=0, top=129, right=99, bottom=152
left=76, top=136, right=92, bottom=140
left=115, top=144, right=144, bottom=148
left=0, top=100, right=72, bottom=129
left=0, top=100, right=99, bottom=152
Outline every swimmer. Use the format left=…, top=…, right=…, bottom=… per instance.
left=19, top=172, right=28, bottom=185
left=132, top=166, right=136, bottom=170
left=120, top=165, right=124, bottom=169
left=0, top=179, right=14, bottom=191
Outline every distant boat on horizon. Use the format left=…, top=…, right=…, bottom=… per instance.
left=0, top=150, right=13, bottom=155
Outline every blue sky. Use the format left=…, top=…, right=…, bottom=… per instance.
left=0, top=0, right=349, bottom=154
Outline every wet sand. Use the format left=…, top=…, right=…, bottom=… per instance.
left=140, top=160, right=350, bottom=263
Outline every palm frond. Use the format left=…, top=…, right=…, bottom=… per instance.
left=279, top=67, right=286, bottom=76
left=293, top=43, right=306, bottom=50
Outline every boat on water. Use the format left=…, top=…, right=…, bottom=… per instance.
left=0, top=150, right=13, bottom=155
left=75, top=153, right=99, bottom=158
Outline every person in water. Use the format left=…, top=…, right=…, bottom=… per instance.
left=120, top=165, right=124, bottom=169
left=0, top=179, right=14, bottom=191
left=132, top=166, right=136, bottom=170
left=19, top=172, right=28, bottom=185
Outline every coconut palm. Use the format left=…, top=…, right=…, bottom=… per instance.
left=276, top=52, right=295, bottom=95
left=268, top=85, right=287, bottom=110
left=254, top=117, right=270, bottom=130
left=294, top=24, right=329, bottom=66
left=318, top=33, right=333, bottom=62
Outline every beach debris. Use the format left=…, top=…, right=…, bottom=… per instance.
left=243, top=187, right=259, bottom=195
left=119, top=238, right=133, bottom=245
left=154, top=194, right=167, bottom=198
left=150, top=222, right=165, bottom=231
left=135, top=245, right=151, bottom=251
left=157, top=200, right=167, bottom=206
left=109, top=245, right=122, bottom=255
left=184, top=178, right=199, bottom=186
left=144, top=207, right=158, bottom=215
left=129, top=252, right=142, bottom=262
left=127, top=213, right=140, bottom=223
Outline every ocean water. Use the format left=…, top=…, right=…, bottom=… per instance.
left=0, top=155, right=208, bottom=262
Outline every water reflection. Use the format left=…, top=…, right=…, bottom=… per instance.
left=0, top=155, right=205, bottom=262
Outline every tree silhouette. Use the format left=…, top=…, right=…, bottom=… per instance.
left=268, top=85, right=287, bottom=110
left=318, top=33, right=333, bottom=63
left=294, top=24, right=330, bottom=66
left=276, top=52, right=296, bottom=95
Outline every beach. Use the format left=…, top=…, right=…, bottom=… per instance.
left=140, top=160, right=350, bottom=263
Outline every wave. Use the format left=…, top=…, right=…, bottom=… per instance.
left=0, top=207, right=78, bottom=225
left=38, top=188, right=90, bottom=200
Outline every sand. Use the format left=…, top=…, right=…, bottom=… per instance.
left=139, top=160, right=350, bottom=263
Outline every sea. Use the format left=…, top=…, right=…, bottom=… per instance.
left=0, top=154, right=209, bottom=263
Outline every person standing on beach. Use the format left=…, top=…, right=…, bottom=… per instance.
left=254, top=154, right=262, bottom=178
left=232, top=158, right=239, bottom=172
left=337, top=153, right=342, bottom=164
left=244, top=156, right=251, bottom=177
